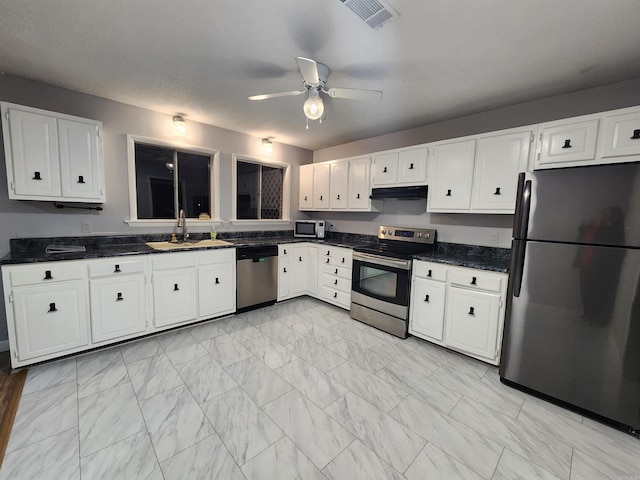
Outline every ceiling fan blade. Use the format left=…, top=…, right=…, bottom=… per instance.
left=325, top=87, right=383, bottom=101
left=296, top=57, right=320, bottom=86
left=248, top=90, right=306, bottom=101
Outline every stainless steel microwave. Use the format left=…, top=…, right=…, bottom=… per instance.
left=294, top=220, right=325, bottom=238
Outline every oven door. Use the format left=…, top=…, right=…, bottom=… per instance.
left=351, top=252, right=411, bottom=307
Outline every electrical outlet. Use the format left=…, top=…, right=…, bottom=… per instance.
left=490, top=233, right=499, bottom=245
left=81, top=221, right=92, bottom=233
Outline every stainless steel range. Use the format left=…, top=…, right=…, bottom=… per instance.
left=351, top=226, right=437, bottom=338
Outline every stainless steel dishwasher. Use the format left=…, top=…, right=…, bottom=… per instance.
left=236, top=245, right=278, bottom=312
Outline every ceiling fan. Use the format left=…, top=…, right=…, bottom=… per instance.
left=248, top=57, right=383, bottom=128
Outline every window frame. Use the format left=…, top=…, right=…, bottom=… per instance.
left=125, top=134, right=220, bottom=227
left=231, top=153, right=291, bottom=226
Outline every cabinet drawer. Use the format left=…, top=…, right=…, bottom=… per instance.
left=413, top=261, right=447, bottom=281
left=322, top=273, right=351, bottom=292
left=279, top=245, right=293, bottom=257
left=10, top=261, right=85, bottom=286
left=321, top=286, right=350, bottom=307
left=88, top=259, right=144, bottom=278
left=322, top=264, right=352, bottom=280
left=600, top=110, right=640, bottom=158
left=197, top=248, right=235, bottom=265
left=538, top=119, right=599, bottom=166
left=449, top=270, right=502, bottom=293
left=151, top=252, right=197, bottom=270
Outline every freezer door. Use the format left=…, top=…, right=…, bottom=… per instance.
left=501, top=240, right=640, bottom=429
left=521, top=163, right=640, bottom=248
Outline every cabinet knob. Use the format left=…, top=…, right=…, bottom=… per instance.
left=468, top=307, right=475, bottom=316
left=284, top=249, right=287, bottom=254
left=446, top=189, right=452, bottom=196
left=424, top=294, right=430, bottom=302
left=48, top=302, right=57, bottom=312
left=494, top=187, right=501, bottom=195
left=116, top=292, right=124, bottom=301
left=326, top=258, right=330, bottom=264
left=383, top=167, right=388, bottom=173
left=304, top=196, right=308, bottom=201
left=320, top=195, right=323, bottom=201
left=409, top=163, right=414, bottom=170
left=334, top=292, right=338, bottom=298
left=77, top=175, right=85, bottom=184
left=341, top=258, right=345, bottom=263
left=334, top=268, right=338, bottom=274
left=337, top=194, right=340, bottom=200
left=356, top=193, right=361, bottom=199
left=631, top=129, right=640, bottom=140
left=33, top=171, right=42, bottom=181
left=562, top=139, right=572, bottom=149
left=299, top=256, right=302, bottom=262
left=114, top=264, right=121, bottom=273
left=334, top=279, right=338, bottom=285
left=427, top=269, right=432, bottom=277
left=215, top=278, right=220, bottom=285
left=283, top=267, right=287, bottom=273
left=173, top=283, right=179, bottom=291
left=44, top=270, right=53, bottom=280
left=471, top=276, right=477, bottom=285
left=326, top=250, right=330, bottom=255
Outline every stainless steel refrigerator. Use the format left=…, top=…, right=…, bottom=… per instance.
left=500, top=162, right=640, bottom=435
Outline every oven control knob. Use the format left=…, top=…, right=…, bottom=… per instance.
left=418, top=233, right=423, bottom=238
left=381, top=229, right=386, bottom=234
left=389, top=230, right=394, bottom=235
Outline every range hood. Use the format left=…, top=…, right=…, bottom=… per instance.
left=369, top=185, right=428, bottom=200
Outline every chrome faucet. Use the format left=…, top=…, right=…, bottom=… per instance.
left=177, top=209, right=189, bottom=241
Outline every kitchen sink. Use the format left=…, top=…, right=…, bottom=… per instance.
left=145, top=239, right=233, bottom=250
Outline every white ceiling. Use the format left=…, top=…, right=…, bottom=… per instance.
left=1, top=0, right=639, bottom=151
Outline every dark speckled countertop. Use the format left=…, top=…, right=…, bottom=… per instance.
left=1, top=231, right=510, bottom=272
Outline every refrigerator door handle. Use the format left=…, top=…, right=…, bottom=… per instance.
left=514, top=177, right=532, bottom=240
left=511, top=240, right=526, bottom=297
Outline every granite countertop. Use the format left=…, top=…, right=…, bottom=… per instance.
left=414, top=243, right=510, bottom=273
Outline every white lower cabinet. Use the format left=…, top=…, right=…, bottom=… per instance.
left=409, top=260, right=506, bottom=365
left=152, top=268, right=198, bottom=328
left=198, top=258, right=235, bottom=318
left=318, top=246, right=352, bottom=310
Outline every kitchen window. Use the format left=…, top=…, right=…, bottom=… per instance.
left=126, top=135, right=220, bottom=226
left=232, top=154, right=290, bottom=223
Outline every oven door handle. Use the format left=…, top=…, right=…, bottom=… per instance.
left=353, top=252, right=411, bottom=270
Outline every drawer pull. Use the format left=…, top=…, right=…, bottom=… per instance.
left=283, top=267, right=287, bottom=273
left=283, top=249, right=287, bottom=255
left=326, top=258, right=330, bottom=264
left=341, top=258, right=345, bottom=263
left=409, top=163, right=414, bottom=170
left=48, top=302, right=57, bottom=312
left=427, top=269, right=432, bottom=277
left=215, top=278, right=220, bottom=285
left=471, top=276, right=477, bottom=285
left=173, top=283, right=179, bottom=291
left=424, top=294, right=429, bottom=302
left=334, top=279, right=338, bottom=285
left=631, top=129, right=640, bottom=140
left=44, top=270, right=53, bottom=280
left=356, top=193, right=361, bottom=199
left=562, top=139, right=572, bottom=149
left=327, top=250, right=330, bottom=255
left=33, top=171, right=42, bottom=180
left=337, top=194, right=341, bottom=200
left=304, top=196, right=307, bottom=201
left=334, top=268, right=338, bottom=274
left=77, top=175, right=85, bottom=184
left=383, top=167, right=388, bottom=173
left=116, top=292, right=124, bottom=301
left=468, top=307, right=475, bottom=316
left=334, top=292, right=338, bottom=298
left=320, top=195, right=323, bottom=201
left=494, top=187, right=501, bottom=195
left=446, top=189, right=452, bottom=196
left=299, top=257, right=302, bottom=262
left=114, top=264, right=121, bottom=273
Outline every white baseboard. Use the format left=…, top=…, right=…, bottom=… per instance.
left=0, top=340, right=9, bottom=352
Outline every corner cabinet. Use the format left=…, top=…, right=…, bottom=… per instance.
left=278, top=243, right=319, bottom=300
left=409, top=260, right=507, bottom=365
left=1, top=102, right=105, bottom=203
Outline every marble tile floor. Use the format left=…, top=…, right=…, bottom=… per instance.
left=1, top=297, right=638, bottom=480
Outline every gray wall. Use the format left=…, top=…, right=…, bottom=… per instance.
left=311, top=77, right=640, bottom=247
left=0, top=74, right=313, bottom=345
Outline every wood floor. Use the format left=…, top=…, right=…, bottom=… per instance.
left=0, top=351, right=26, bottom=469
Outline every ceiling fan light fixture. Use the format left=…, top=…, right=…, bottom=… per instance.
left=303, top=89, right=324, bottom=120
left=173, top=115, right=186, bottom=133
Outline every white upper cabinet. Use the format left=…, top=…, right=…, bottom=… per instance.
left=329, top=161, right=349, bottom=209
left=599, top=107, right=640, bottom=161
left=428, top=139, right=476, bottom=211
left=471, top=130, right=533, bottom=212
left=372, top=151, right=398, bottom=186
left=1, top=102, right=105, bottom=203
left=397, top=146, right=428, bottom=184
left=348, top=156, right=373, bottom=210
left=299, top=164, right=314, bottom=209
left=536, top=118, right=599, bottom=168
left=312, top=163, right=330, bottom=209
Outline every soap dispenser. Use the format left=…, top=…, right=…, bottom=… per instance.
left=210, top=226, right=217, bottom=240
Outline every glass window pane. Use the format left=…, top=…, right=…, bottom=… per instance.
left=177, top=151, right=211, bottom=218
left=135, top=144, right=175, bottom=219
left=261, top=166, right=283, bottom=219
left=237, top=162, right=260, bottom=219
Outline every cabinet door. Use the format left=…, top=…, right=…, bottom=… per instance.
left=12, top=281, right=88, bottom=361
left=398, top=147, right=428, bottom=184
left=409, top=277, right=446, bottom=342
left=198, top=262, right=235, bottom=318
left=59, top=118, right=103, bottom=201
left=600, top=109, right=640, bottom=159
left=537, top=119, right=599, bottom=167
left=278, top=257, right=290, bottom=301
left=289, top=246, right=307, bottom=296
left=306, top=246, right=318, bottom=296
left=152, top=268, right=197, bottom=327
left=348, top=157, right=372, bottom=209
left=372, top=152, right=398, bottom=186
left=6, top=108, right=61, bottom=199
left=428, top=140, right=476, bottom=211
left=299, top=164, right=314, bottom=210
left=472, top=131, right=532, bottom=212
left=90, top=275, right=146, bottom=343
left=313, top=164, right=330, bottom=209
left=330, top=162, right=349, bottom=209
left=445, top=287, right=500, bottom=361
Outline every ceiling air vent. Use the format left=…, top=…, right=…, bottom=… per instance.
left=339, top=0, right=399, bottom=30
